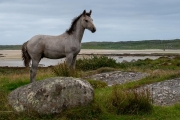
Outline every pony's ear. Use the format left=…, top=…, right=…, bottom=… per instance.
left=83, top=10, right=86, bottom=16
left=86, top=10, right=92, bottom=17
left=89, top=10, right=92, bottom=15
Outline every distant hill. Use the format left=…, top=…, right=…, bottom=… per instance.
left=0, top=45, right=22, bottom=50
left=81, top=39, right=180, bottom=50
left=0, top=39, right=180, bottom=50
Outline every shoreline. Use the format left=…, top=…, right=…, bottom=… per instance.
left=0, top=49, right=178, bottom=67
left=0, top=49, right=180, bottom=60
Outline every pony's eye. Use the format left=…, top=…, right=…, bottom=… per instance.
left=85, top=20, right=88, bottom=22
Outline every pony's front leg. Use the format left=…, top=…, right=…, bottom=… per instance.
left=71, top=55, right=77, bottom=69
left=66, top=54, right=74, bottom=69
left=30, top=60, right=40, bottom=83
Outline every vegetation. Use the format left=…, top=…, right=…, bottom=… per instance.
left=1, top=55, right=180, bottom=119
left=76, top=55, right=118, bottom=71
left=81, top=39, right=180, bottom=50
left=0, top=45, right=22, bottom=50
left=119, top=56, right=180, bottom=71
left=52, top=62, right=80, bottom=77
left=108, top=86, right=152, bottom=115
left=87, top=79, right=107, bottom=89
left=1, top=39, right=180, bottom=50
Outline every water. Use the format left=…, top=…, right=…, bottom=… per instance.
left=0, top=56, right=160, bottom=67
left=0, top=58, right=65, bottom=67
left=110, top=56, right=159, bottom=63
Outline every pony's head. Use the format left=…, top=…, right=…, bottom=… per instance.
left=81, top=10, right=96, bottom=33
left=66, top=10, right=96, bottom=34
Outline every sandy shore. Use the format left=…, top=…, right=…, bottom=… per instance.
left=0, top=50, right=22, bottom=59
left=80, top=49, right=180, bottom=55
left=0, top=49, right=180, bottom=60
left=0, top=49, right=179, bottom=67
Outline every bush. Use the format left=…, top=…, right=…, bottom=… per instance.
left=108, top=85, right=153, bottom=115
left=52, top=62, right=80, bottom=77
left=76, top=55, right=118, bottom=71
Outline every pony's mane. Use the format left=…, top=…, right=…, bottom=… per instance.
left=66, top=12, right=91, bottom=35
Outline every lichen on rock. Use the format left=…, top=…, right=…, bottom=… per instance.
left=8, top=77, right=94, bottom=114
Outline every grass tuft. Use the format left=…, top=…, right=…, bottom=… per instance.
left=87, top=79, right=107, bottom=89
left=62, top=101, right=103, bottom=120
left=52, top=62, right=80, bottom=77
left=107, top=85, right=153, bottom=115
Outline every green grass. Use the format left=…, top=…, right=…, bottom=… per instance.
left=118, top=56, right=180, bottom=72
left=87, top=79, right=107, bottom=89
left=106, top=85, right=153, bottom=115
left=1, top=55, right=180, bottom=119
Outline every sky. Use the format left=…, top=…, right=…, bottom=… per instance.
left=0, top=0, right=180, bottom=45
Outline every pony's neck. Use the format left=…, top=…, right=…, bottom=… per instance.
left=73, top=18, right=85, bottom=43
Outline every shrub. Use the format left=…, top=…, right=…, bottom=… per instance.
left=52, top=62, right=80, bottom=77
left=108, top=85, right=153, bottom=115
left=76, top=55, right=118, bottom=71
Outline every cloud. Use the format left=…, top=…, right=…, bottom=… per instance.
left=0, top=0, right=180, bottom=45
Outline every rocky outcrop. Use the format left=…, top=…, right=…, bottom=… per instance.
left=87, top=71, right=149, bottom=86
left=88, top=71, right=180, bottom=106
left=8, top=77, right=94, bottom=114
left=139, top=78, right=180, bottom=106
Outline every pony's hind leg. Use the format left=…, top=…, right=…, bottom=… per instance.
left=30, top=59, right=40, bottom=83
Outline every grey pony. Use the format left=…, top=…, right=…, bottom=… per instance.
left=22, top=10, right=96, bottom=83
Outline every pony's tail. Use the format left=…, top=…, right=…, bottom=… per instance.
left=22, top=41, right=31, bottom=67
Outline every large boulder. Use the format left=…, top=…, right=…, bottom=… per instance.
left=8, top=77, right=94, bottom=114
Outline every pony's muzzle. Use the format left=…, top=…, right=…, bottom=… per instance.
left=91, top=28, right=96, bottom=33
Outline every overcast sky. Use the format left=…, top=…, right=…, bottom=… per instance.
left=0, top=0, right=180, bottom=45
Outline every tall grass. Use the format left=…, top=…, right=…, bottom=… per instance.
left=94, top=85, right=153, bottom=117
left=108, top=85, right=153, bottom=115
left=52, top=62, right=80, bottom=77
left=52, top=56, right=118, bottom=77
left=76, top=55, right=118, bottom=71
left=61, top=101, right=103, bottom=120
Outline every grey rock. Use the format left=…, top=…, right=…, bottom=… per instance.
left=138, top=78, right=180, bottom=106
left=87, top=71, right=149, bottom=86
left=8, top=77, right=94, bottom=114
left=87, top=70, right=180, bottom=106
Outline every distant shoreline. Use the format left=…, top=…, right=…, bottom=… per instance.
left=0, top=49, right=180, bottom=60
left=1, top=39, right=180, bottom=50
left=1, top=49, right=179, bottom=67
